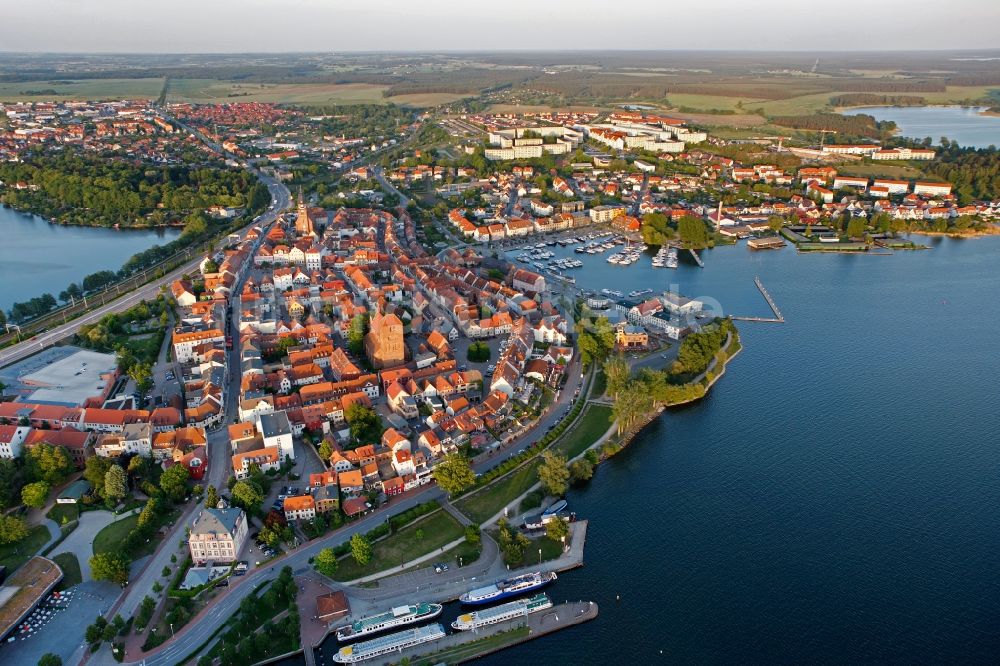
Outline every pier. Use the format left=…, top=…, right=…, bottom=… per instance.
left=688, top=248, right=704, bottom=267
left=731, top=276, right=785, bottom=323
left=364, top=601, right=599, bottom=666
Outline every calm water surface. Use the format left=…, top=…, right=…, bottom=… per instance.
left=841, top=105, right=1000, bottom=148
left=0, top=205, right=181, bottom=311
left=472, top=237, right=1000, bottom=664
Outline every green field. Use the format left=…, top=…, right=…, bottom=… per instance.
left=52, top=552, right=82, bottom=588
left=166, top=78, right=467, bottom=107
left=0, top=525, right=51, bottom=572
left=333, top=510, right=465, bottom=581
left=0, top=78, right=164, bottom=102
left=92, top=513, right=139, bottom=556
left=455, top=459, right=543, bottom=525
left=840, top=163, right=926, bottom=179
left=667, top=92, right=766, bottom=112
left=553, top=404, right=614, bottom=459
left=47, top=503, right=80, bottom=526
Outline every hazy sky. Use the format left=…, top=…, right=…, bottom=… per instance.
left=2, top=0, right=999, bottom=52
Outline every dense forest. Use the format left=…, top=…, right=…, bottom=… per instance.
left=301, top=104, right=413, bottom=137
left=923, top=143, right=1000, bottom=203
left=0, top=151, right=259, bottom=227
left=829, top=93, right=928, bottom=107
left=769, top=112, right=896, bottom=140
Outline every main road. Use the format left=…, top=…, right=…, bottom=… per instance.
left=0, top=171, right=288, bottom=371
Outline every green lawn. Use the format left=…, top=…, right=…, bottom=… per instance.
left=553, top=404, right=614, bottom=459
left=454, top=459, right=542, bottom=525
left=332, top=510, right=465, bottom=581
left=0, top=525, right=51, bottom=572
left=47, top=503, right=80, bottom=526
left=92, top=514, right=139, bottom=556
left=592, top=369, right=607, bottom=397
left=52, top=552, right=82, bottom=589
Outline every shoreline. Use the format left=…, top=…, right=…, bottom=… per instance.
left=1, top=203, right=185, bottom=231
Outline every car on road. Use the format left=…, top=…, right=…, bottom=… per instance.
left=433, top=562, right=449, bottom=573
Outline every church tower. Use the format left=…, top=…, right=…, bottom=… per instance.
left=295, top=188, right=315, bottom=238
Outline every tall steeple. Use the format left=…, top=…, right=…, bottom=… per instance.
left=295, top=186, right=314, bottom=237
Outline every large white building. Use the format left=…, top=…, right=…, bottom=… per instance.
left=257, top=411, right=295, bottom=461
left=189, top=507, right=248, bottom=564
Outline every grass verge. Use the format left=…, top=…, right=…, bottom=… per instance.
left=454, top=458, right=542, bottom=525
left=0, top=525, right=51, bottom=572
left=52, top=552, right=82, bottom=588
left=552, top=404, right=614, bottom=459
left=332, top=510, right=465, bottom=581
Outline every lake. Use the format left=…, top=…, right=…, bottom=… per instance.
left=0, top=205, right=181, bottom=312
left=841, top=105, right=1000, bottom=148
left=473, top=236, right=1000, bottom=663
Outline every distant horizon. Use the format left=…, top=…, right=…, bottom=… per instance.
left=3, top=0, right=998, bottom=53
left=4, top=48, right=1000, bottom=56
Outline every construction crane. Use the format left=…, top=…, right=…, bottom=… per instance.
left=817, top=129, right=837, bottom=149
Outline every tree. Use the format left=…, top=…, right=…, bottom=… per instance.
left=347, top=313, right=369, bottom=357
left=350, top=533, right=373, bottom=566
left=569, top=458, right=595, bottom=484
left=25, top=443, right=73, bottom=486
left=0, top=459, right=20, bottom=510
left=345, top=403, right=382, bottom=446
left=545, top=516, right=570, bottom=542
left=537, top=451, right=570, bottom=497
left=464, top=523, right=481, bottom=548
left=21, top=481, right=50, bottom=509
left=0, top=514, right=29, bottom=544
left=467, top=342, right=490, bottom=363
left=159, top=464, right=190, bottom=502
left=128, top=361, right=154, bottom=398
left=317, top=439, right=333, bottom=462
left=497, top=518, right=530, bottom=566
left=38, top=653, right=63, bottom=666
left=433, top=453, right=476, bottom=496
left=602, top=355, right=631, bottom=399
left=104, top=464, right=129, bottom=503
left=846, top=217, right=867, bottom=239
left=205, top=484, right=219, bottom=508
left=90, top=551, right=130, bottom=585
left=83, top=456, right=113, bottom=498
left=767, top=215, right=785, bottom=232
left=677, top=214, right=709, bottom=248
left=231, top=480, right=264, bottom=515
left=315, top=547, right=339, bottom=577
left=127, top=454, right=149, bottom=480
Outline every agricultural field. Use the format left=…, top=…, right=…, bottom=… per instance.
left=666, top=92, right=766, bottom=112
left=0, top=78, right=164, bottom=102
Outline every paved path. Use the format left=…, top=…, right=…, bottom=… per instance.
left=50, top=509, right=133, bottom=581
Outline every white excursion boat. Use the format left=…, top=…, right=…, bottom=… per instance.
left=333, top=624, right=446, bottom=663
left=335, top=603, right=443, bottom=642
left=452, top=594, right=553, bottom=631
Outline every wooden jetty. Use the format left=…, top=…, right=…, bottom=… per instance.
left=731, top=276, right=785, bottom=323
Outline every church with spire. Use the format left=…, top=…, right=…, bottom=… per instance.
left=295, top=188, right=318, bottom=238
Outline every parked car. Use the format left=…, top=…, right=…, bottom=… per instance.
left=433, top=562, right=449, bottom=573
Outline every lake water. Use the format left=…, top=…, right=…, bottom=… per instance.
left=470, top=237, right=1000, bottom=663
left=841, top=105, right=1000, bottom=148
left=0, top=205, right=181, bottom=311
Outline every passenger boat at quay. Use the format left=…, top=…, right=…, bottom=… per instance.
left=452, top=594, right=554, bottom=631
left=333, top=624, right=447, bottom=663
left=459, top=571, right=558, bottom=605
left=335, top=603, right=443, bottom=642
